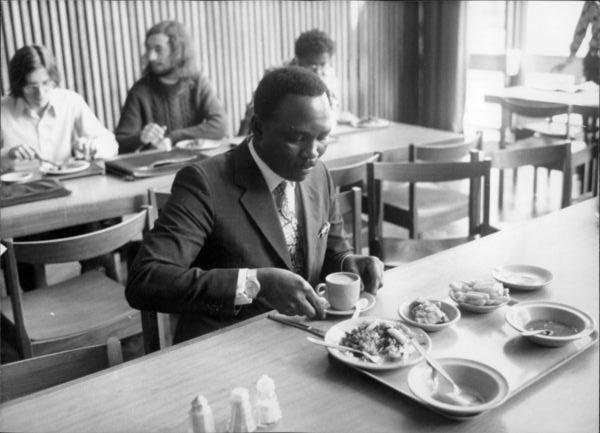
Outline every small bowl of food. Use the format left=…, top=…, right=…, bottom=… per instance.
left=449, top=280, right=511, bottom=313
left=407, top=358, right=509, bottom=419
left=505, top=301, right=595, bottom=347
left=398, top=298, right=461, bottom=332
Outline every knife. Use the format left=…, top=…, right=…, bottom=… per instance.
left=267, top=313, right=326, bottom=338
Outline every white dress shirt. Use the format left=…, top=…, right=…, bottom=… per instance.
left=1, top=88, right=118, bottom=165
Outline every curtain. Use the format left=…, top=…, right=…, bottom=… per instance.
left=417, top=1, right=468, bottom=132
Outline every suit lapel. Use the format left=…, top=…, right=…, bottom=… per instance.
left=234, top=141, right=292, bottom=270
left=299, top=176, right=321, bottom=283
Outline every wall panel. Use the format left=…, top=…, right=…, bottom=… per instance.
left=1, top=0, right=409, bottom=136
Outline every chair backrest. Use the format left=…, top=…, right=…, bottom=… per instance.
left=10, top=208, right=153, bottom=264
left=336, top=187, right=362, bottom=253
left=367, top=147, right=491, bottom=256
left=487, top=142, right=572, bottom=208
left=327, top=153, right=380, bottom=191
left=379, top=134, right=481, bottom=163
left=0, top=337, right=122, bottom=402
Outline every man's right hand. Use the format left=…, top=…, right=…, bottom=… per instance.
left=6, top=144, right=37, bottom=160
left=256, top=267, right=326, bottom=319
left=140, top=123, right=167, bottom=145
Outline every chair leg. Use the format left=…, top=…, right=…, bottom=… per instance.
left=498, top=169, right=504, bottom=211
left=103, top=252, right=123, bottom=284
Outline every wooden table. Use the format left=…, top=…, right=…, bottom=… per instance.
left=0, top=122, right=460, bottom=238
left=484, top=85, right=599, bottom=112
left=1, top=200, right=597, bottom=432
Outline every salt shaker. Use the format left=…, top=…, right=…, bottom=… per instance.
left=255, top=374, right=282, bottom=426
left=228, top=387, right=256, bottom=432
left=189, top=395, right=215, bottom=433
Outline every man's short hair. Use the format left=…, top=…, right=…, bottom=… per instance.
left=253, top=66, right=331, bottom=122
left=144, top=20, right=197, bottom=79
left=294, top=29, right=335, bottom=59
left=9, top=45, right=60, bottom=98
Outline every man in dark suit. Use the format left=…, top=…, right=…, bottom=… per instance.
left=126, top=66, right=383, bottom=343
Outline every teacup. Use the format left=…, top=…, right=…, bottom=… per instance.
left=315, top=272, right=361, bottom=311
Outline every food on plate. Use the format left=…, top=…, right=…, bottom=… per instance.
left=409, top=299, right=449, bottom=325
left=339, top=321, right=416, bottom=362
left=449, top=280, right=510, bottom=306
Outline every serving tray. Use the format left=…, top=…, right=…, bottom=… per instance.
left=346, top=327, right=598, bottom=415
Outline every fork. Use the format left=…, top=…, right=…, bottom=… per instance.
left=306, top=337, right=383, bottom=364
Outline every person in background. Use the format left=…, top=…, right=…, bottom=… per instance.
left=126, top=67, right=383, bottom=342
left=238, top=28, right=347, bottom=136
left=1, top=45, right=118, bottom=173
left=116, top=20, right=229, bottom=154
left=552, top=1, right=599, bottom=84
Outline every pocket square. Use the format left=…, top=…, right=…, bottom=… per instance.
left=318, top=222, right=331, bottom=238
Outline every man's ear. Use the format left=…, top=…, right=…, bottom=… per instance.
left=250, top=115, right=263, bottom=139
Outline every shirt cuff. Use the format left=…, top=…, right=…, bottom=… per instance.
left=234, top=268, right=251, bottom=306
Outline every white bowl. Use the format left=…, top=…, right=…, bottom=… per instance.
left=492, top=264, right=553, bottom=291
left=407, top=358, right=509, bottom=418
left=0, top=171, right=33, bottom=183
left=398, top=299, right=461, bottom=332
left=505, top=301, right=595, bottom=347
left=448, top=290, right=510, bottom=314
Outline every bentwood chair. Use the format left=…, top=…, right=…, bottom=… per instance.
left=377, top=134, right=482, bottom=239
left=1, top=207, right=152, bottom=358
left=141, top=189, right=179, bottom=352
left=0, top=337, right=122, bottom=402
left=367, top=147, right=491, bottom=268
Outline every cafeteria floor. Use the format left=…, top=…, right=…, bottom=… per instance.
left=0, top=165, right=589, bottom=363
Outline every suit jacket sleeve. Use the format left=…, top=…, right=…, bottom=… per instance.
left=126, top=165, right=239, bottom=317
left=320, top=166, right=353, bottom=278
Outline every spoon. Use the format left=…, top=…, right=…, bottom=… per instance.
left=351, top=298, right=369, bottom=320
left=520, top=329, right=552, bottom=336
left=387, top=328, right=468, bottom=403
left=306, top=337, right=383, bottom=364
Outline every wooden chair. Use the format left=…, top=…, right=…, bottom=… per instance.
left=377, top=134, right=482, bottom=239
left=367, top=147, right=491, bottom=268
left=141, top=189, right=179, bottom=353
left=0, top=337, right=122, bottom=402
left=336, top=187, right=363, bottom=254
left=483, top=141, right=573, bottom=212
left=1, top=207, right=152, bottom=358
left=494, top=98, right=572, bottom=209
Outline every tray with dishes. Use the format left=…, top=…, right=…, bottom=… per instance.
left=309, top=270, right=597, bottom=419
left=105, top=148, right=205, bottom=179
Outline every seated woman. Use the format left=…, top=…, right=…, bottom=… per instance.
left=1, top=45, right=118, bottom=172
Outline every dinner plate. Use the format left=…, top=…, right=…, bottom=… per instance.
left=492, top=264, right=553, bottom=290
left=40, top=160, right=90, bottom=175
left=0, top=171, right=33, bottom=183
left=175, top=138, right=224, bottom=150
left=323, top=316, right=431, bottom=371
left=325, top=292, right=376, bottom=316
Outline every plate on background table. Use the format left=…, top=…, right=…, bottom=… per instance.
left=175, top=138, right=224, bottom=150
left=40, top=160, right=90, bottom=175
left=1, top=171, right=33, bottom=183
left=323, top=316, right=431, bottom=371
left=492, top=264, right=553, bottom=290
left=325, top=292, right=376, bottom=316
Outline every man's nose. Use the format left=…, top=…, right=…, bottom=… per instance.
left=303, top=139, right=320, bottom=159
left=147, top=50, right=158, bottom=61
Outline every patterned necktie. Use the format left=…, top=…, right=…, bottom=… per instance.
left=273, top=181, right=304, bottom=276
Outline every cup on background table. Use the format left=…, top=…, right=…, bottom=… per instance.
left=315, top=272, right=361, bottom=311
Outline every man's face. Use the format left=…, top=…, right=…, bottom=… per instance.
left=144, top=33, right=175, bottom=76
left=22, top=67, right=54, bottom=109
left=296, top=52, right=331, bottom=77
left=255, top=93, right=334, bottom=182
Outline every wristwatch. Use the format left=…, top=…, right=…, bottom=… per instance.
left=240, top=268, right=261, bottom=304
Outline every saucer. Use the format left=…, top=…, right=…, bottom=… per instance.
left=1, top=171, right=33, bottom=183
left=492, top=264, right=553, bottom=291
left=325, top=292, right=376, bottom=316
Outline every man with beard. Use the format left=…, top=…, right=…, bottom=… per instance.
left=126, top=67, right=383, bottom=342
left=116, top=21, right=228, bottom=154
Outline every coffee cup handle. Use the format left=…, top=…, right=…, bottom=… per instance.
left=315, top=283, right=327, bottom=297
